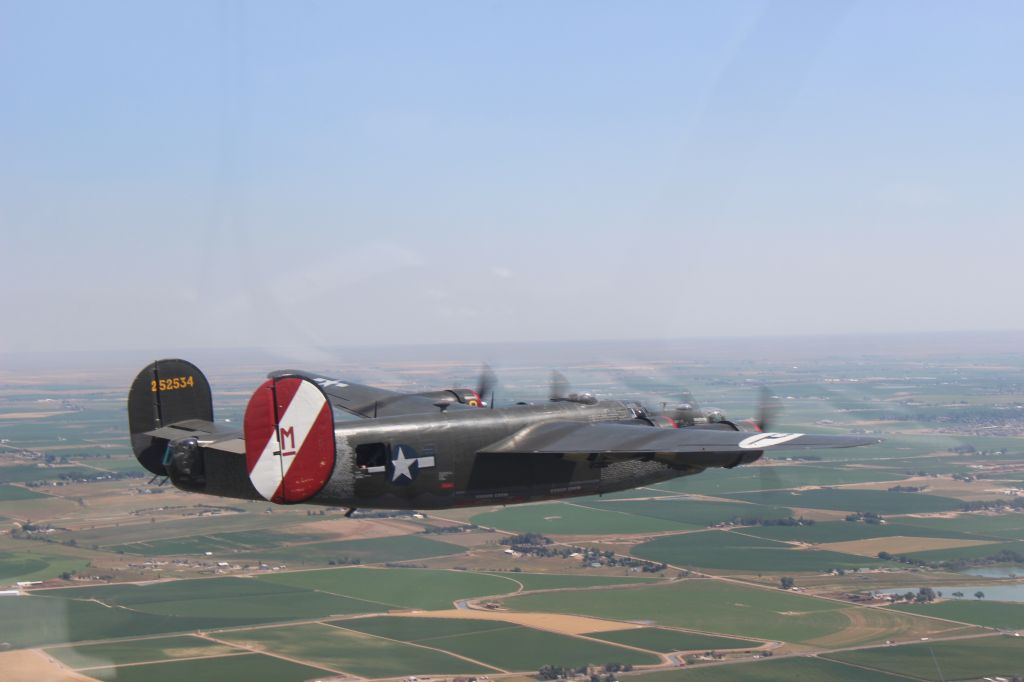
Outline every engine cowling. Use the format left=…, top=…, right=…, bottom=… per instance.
left=413, top=388, right=485, bottom=407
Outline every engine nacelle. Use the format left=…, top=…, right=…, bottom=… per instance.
left=414, top=388, right=485, bottom=407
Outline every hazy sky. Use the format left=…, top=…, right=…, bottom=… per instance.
left=2, top=1, right=1022, bottom=355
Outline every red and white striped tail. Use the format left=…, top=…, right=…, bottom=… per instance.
left=243, top=376, right=336, bottom=504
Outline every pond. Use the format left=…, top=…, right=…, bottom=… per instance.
left=876, top=583, right=1024, bottom=603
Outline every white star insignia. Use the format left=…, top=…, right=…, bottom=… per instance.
left=391, top=447, right=415, bottom=481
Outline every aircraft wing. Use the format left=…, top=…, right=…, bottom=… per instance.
left=479, top=421, right=880, bottom=468
left=268, top=370, right=473, bottom=418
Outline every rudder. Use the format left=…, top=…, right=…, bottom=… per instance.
left=128, top=358, right=214, bottom=475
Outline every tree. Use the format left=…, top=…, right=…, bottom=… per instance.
left=780, top=576, right=795, bottom=590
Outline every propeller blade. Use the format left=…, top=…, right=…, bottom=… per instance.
left=758, top=460, right=786, bottom=493
left=476, top=364, right=497, bottom=407
left=550, top=371, right=569, bottom=401
left=756, top=386, right=783, bottom=432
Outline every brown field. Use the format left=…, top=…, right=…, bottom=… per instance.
left=803, top=606, right=982, bottom=649
left=841, top=476, right=1018, bottom=501
left=817, top=536, right=994, bottom=557
left=0, top=650, right=97, bottom=682
left=284, top=517, right=419, bottom=542
left=423, top=531, right=504, bottom=548
left=396, top=608, right=641, bottom=635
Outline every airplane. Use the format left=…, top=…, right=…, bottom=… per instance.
left=128, top=358, right=880, bottom=513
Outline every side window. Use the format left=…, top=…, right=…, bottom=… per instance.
left=355, top=442, right=389, bottom=471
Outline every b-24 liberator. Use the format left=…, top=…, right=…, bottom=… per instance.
left=128, top=359, right=879, bottom=513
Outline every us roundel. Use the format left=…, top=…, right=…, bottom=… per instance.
left=243, top=377, right=336, bottom=504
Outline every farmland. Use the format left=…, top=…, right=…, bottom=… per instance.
left=823, top=635, right=1024, bottom=680
left=631, top=530, right=884, bottom=572
left=472, top=502, right=696, bottom=535
left=3, top=337, right=1024, bottom=680
left=84, top=652, right=333, bottom=682
left=584, top=627, right=761, bottom=653
left=892, top=600, right=1024, bottom=629
left=45, top=635, right=239, bottom=669
left=334, top=616, right=661, bottom=670
left=503, top=579, right=959, bottom=647
left=633, top=656, right=910, bottom=681
left=219, top=622, right=495, bottom=677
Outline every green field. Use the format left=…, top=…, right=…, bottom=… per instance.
left=233, top=534, right=465, bottom=565
left=584, top=627, right=761, bottom=653
left=472, top=502, right=696, bottom=534
left=221, top=622, right=496, bottom=677
left=62, top=512, right=326, bottom=547
left=722, top=489, right=961, bottom=514
left=579, top=499, right=794, bottom=527
left=57, top=576, right=386, bottom=620
left=0, top=549, right=90, bottom=583
left=329, top=616, right=513, bottom=640
left=85, top=652, right=333, bottom=682
left=897, top=513, right=1024, bottom=541
left=259, top=567, right=522, bottom=609
left=633, top=656, right=909, bottom=681
left=0, top=464, right=108, bottom=483
left=0, top=484, right=47, bottom=500
left=824, top=635, right=1024, bottom=681
left=893, top=600, right=1024, bottom=629
left=334, top=616, right=660, bottom=670
left=0, top=594, right=274, bottom=649
left=45, top=635, right=239, bottom=669
left=631, top=530, right=882, bottom=572
left=483, top=571, right=661, bottom=591
left=742, top=520, right=980, bottom=544
left=106, top=528, right=329, bottom=555
left=1, top=577, right=389, bottom=647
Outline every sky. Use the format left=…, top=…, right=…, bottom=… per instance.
left=2, top=0, right=1022, bottom=355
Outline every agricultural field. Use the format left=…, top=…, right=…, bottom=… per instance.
left=84, top=652, right=333, bottom=682
left=3, top=340, right=1024, bottom=680
left=44, top=635, right=239, bottom=669
left=721, top=489, right=962, bottom=515
left=892, top=600, right=1024, bottom=629
left=0, top=484, right=47, bottom=500
left=231, top=533, right=466, bottom=565
left=823, top=634, right=1024, bottom=681
left=897, top=513, right=1024, bottom=541
left=333, top=616, right=660, bottom=671
left=503, top=578, right=964, bottom=647
left=219, top=622, right=495, bottom=677
left=583, top=627, right=761, bottom=653
left=471, top=502, right=696, bottom=535
left=742, top=519, right=983, bottom=543
left=258, top=566, right=524, bottom=608
left=0, top=549, right=90, bottom=583
left=632, top=656, right=910, bottom=681
left=577, top=498, right=795, bottom=528
left=482, top=571, right=662, bottom=591
left=631, top=530, right=884, bottom=572
left=105, top=529, right=330, bottom=556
